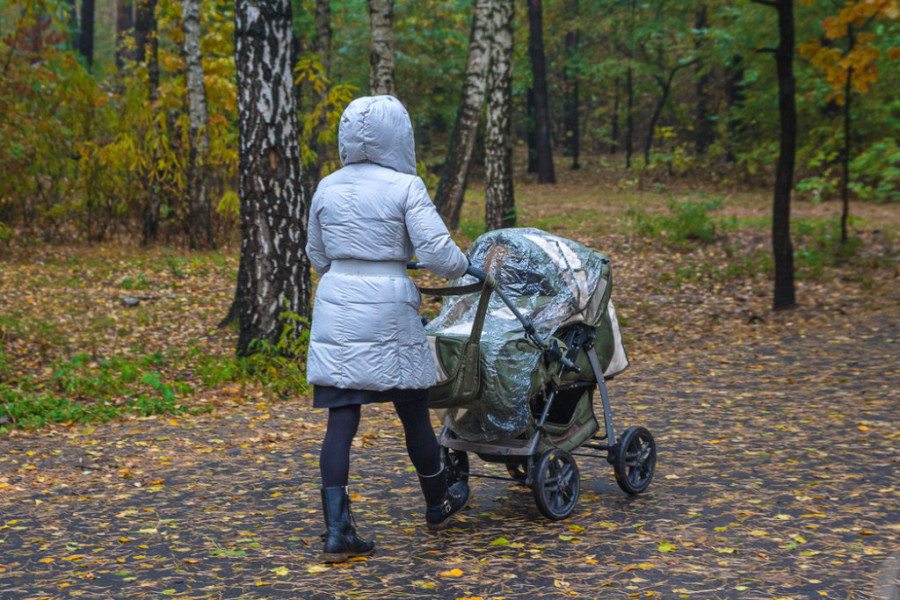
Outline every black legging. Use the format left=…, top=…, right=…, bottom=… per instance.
left=319, top=398, right=441, bottom=488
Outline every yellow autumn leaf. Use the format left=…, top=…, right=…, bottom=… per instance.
left=439, top=568, right=463, bottom=577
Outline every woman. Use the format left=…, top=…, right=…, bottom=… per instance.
left=305, top=95, right=470, bottom=563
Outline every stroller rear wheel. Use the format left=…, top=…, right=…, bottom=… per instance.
left=505, top=459, right=529, bottom=484
left=532, top=449, right=580, bottom=520
left=442, top=448, right=469, bottom=485
left=612, top=426, right=656, bottom=495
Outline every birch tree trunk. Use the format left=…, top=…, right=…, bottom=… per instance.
left=182, top=0, right=212, bottom=249
left=434, top=0, right=492, bottom=229
left=368, top=0, right=396, bottom=96
left=484, top=0, right=515, bottom=232
left=234, top=0, right=311, bottom=355
left=528, top=0, right=555, bottom=184
left=301, top=0, right=332, bottom=196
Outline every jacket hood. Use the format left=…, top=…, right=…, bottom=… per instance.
left=338, top=95, right=417, bottom=175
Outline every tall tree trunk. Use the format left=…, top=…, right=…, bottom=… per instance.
left=611, top=76, right=619, bottom=154
left=301, top=0, right=333, bottom=197
left=315, top=0, right=332, bottom=75
left=527, top=0, right=555, bottom=184
left=840, top=26, right=854, bottom=245
left=724, top=54, right=745, bottom=163
left=694, top=5, right=715, bottom=155
left=562, top=4, right=580, bottom=170
left=116, top=0, right=134, bottom=70
left=234, top=0, right=311, bottom=354
left=753, top=0, right=796, bottom=310
left=182, top=0, right=212, bottom=249
left=67, top=0, right=79, bottom=52
left=625, top=66, right=634, bottom=169
left=485, top=0, right=515, bottom=231
left=526, top=87, right=538, bottom=173
left=136, top=0, right=162, bottom=244
left=368, top=0, right=396, bottom=96
left=79, top=0, right=95, bottom=68
left=434, top=0, right=492, bottom=229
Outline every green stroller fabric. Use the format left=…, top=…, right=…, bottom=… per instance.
left=425, top=228, right=628, bottom=442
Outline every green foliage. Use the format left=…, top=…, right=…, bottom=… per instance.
left=629, top=196, right=730, bottom=245
left=849, top=137, right=900, bottom=203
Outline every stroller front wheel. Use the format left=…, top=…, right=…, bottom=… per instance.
left=532, top=449, right=580, bottom=520
left=613, top=426, right=657, bottom=495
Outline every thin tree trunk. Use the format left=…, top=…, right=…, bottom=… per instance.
left=234, top=0, right=311, bottom=354
left=301, top=0, right=333, bottom=197
left=753, top=0, right=796, bottom=310
left=315, top=0, right=332, bottom=75
left=527, top=0, right=555, bottom=184
left=611, top=76, right=619, bottom=154
left=526, top=87, right=538, bottom=173
left=79, top=0, right=95, bottom=68
left=841, top=25, right=854, bottom=245
left=182, top=0, right=212, bottom=249
left=485, top=0, right=515, bottom=231
left=116, top=0, right=134, bottom=70
left=434, top=0, right=492, bottom=229
left=625, top=66, right=633, bottom=169
left=724, top=54, right=745, bottom=163
left=644, top=61, right=696, bottom=166
left=67, top=0, right=78, bottom=51
left=694, top=5, right=715, bottom=155
left=563, top=5, right=580, bottom=170
left=368, top=0, right=396, bottom=96
left=136, top=0, right=162, bottom=244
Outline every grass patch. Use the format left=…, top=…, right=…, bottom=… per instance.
left=628, top=196, right=735, bottom=246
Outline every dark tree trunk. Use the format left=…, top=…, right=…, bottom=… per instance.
left=315, top=0, right=332, bottom=75
left=79, top=0, right=95, bottom=68
left=136, top=0, right=162, bottom=244
left=116, top=0, right=134, bottom=70
left=234, top=0, right=311, bottom=354
left=724, top=54, right=745, bottom=163
left=841, top=25, right=854, bottom=245
left=694, top=5, right=715, bottom=155
left=611, top=76, right=619, bottom=154
left=625, top=66, right=634, bottom=169
left=753, top=0, right=796, bottom=310
left=434, top=0, right=492, bottom=229
left=182, top=0, right=212, bottom=249
left=644, top=60, right=696, bottom=166
left=562, top=5, right=580, bottom=170
left=368, top=0, right=396, bottom=96
left=485, top=0, right=515, bottom=231
left=527, top=0, right=555, bottom=184
left=526, top=87, right=538, bottom=173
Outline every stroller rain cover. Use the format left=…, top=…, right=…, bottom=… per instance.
left=425, top=228, right=628, bottom=442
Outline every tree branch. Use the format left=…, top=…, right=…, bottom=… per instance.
left=756, top=47, right=778, bottom=54
left=750, top=0, right=778, bottom=8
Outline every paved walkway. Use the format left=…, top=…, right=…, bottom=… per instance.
left=1, top=308, right=898, bottom=599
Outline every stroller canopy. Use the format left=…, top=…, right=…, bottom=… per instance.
left=426, top=228, right=628, bottom=441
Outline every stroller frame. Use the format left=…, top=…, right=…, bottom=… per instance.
left=411, top=262, right=656, bottom=520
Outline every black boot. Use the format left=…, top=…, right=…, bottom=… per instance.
left=417, top=467, right=470, bottom=531
left=320, top=486, right=375, bottom=563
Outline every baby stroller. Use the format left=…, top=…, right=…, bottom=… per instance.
left=408, top=228, right=656, bottom=520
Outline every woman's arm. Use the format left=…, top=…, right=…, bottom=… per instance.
left=306, top=197, right=331, bottom=275
left=404, top=177, right=468, bottom=280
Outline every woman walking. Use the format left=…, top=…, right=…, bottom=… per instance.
left=305, top=95, right=470, bottom=563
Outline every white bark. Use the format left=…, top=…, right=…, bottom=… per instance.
left=368, top=0, right=396, bottom=96
left=484, top=0, right=515, bottom=231
left=182, top=0, right=211, bottom=248
left=435, top=0, right=492, bottom=228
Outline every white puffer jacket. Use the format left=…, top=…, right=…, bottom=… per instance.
left=305, top=96, right=468, bottom=390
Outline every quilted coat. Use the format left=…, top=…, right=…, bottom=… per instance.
left=305, top=95, right=468, bottom=390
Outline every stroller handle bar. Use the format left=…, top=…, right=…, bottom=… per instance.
left=406, top=261, right=581, bottom=374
